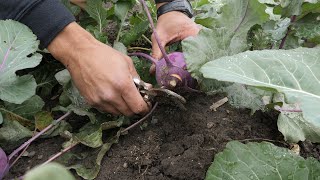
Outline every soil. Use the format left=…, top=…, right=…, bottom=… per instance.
left=5, top=94, right=320, bottom=180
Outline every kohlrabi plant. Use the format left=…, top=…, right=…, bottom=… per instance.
left=129, top=0, right=196, bottom=90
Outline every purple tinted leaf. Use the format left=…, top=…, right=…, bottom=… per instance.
left=0, top=147, right=9, bottom=179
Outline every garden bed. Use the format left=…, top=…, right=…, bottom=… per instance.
left=6, top=94, right=320, bottom=180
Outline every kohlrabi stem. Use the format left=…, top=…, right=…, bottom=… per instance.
left=42, top=143, right=78, bottom=166
left=121, top=102, right=158, bottom=133
left=8, top=112, right=72, bottom=161
left=128, top=52, right=158, bottom=64
left=139, top=0, right=171, bottom=65
left=279, top=15, right=296, bottom=49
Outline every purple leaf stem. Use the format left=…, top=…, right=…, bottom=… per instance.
left=8, top=112, right=72, bottom=161
left=42, top=143, right=78, bottom=166
left=274, top=105, right=302, bottom=113
left=128, top=52, right=158, bottom=64
left=139, top=0, right=171, bottom=65
left=121, top=102, right=158, bottom=133
left=279, top=15, right=296, bottom=49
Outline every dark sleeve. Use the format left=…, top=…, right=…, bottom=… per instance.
left=0, top=0, right=75, bottom=49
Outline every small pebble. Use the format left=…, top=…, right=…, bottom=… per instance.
left=207, top=122, right=214, bottom=129
left=123, top=162, right=128, bottom=168
left=226, top=110, right=230, bottom=114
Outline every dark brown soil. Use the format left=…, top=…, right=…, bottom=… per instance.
left=5, top=94, right=320, bottom=180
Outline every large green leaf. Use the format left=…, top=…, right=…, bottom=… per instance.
left=272, top=93, right=320, bottom=142
left=293, top=13, right=320, bottom=43
left=182, top=0, right=269, bottom=78
left=200, top=47, right=320, bottom=141
left=67, top=132, right=120, bottom=180
left=0, top=20, right=41, bottom=104
left=85, top=0, right=108, bottom=33
left=278, top=112, right=320, bottom=142
left=279, top=0, right=304, bottom=17
left=206, top=141, right=320, bottom=180
left=0, top=20, right=42, bottom=104
left=25, top=163, right=75, bottom=180
left=0, top=116, right=33, bottom=149
left=4, top=95, right=44, bottom=119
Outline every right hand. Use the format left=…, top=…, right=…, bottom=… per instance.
left=48, top=22, right=150, bottom=116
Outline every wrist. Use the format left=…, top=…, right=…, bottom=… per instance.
left=47, top=22, right=98, bottom=67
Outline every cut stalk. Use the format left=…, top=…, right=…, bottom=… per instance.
left=139, top=0, right=171, bottom=65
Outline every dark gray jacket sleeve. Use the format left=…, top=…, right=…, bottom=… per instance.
left=0, top=0, right=75, bottom=49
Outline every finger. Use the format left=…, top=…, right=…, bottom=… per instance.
left=177, top=26, right=201, bottom=41
left=110, top=97, right=135, bottom=117
left=121, top=80, right=150, bottom=115
left=124, top=56, right=140, bottom=79
left=97, top=104, right=121, bottom=116
left=151, top=33, right=167, bottom=60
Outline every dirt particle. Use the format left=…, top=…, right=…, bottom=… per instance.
left=207, top=122, right=215, bottom=129
left=123, top=162, right=128, bottom=168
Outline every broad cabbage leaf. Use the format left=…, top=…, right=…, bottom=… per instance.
left=201, top=47, right=320, bottom=142
left=206, top=141, right=320, bottom=180
left=183, top=0, right=269, bottom=78
left=0, top=20, right=42, bottom=104
left=24, top=163, right=75, bottom=180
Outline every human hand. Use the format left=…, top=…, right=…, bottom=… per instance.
left=48, top=22, right=150, bottom=116
left=151, top=11, right=200, bottom=60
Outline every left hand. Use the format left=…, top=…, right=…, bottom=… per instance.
left=151, top=11, right=200, bottom=60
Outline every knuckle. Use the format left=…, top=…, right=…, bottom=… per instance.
left=86, top=96, right=100, bottom=107
left=101, top=92, right=116, bottom=102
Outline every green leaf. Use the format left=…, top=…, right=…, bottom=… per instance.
left=55, top=69, right=71, bottom=86
left=4, top=95, right=44, bottom=119
left=25, top=163, right=75, bottom=180
left=121, top=20, right=149, bottom=46
left=278, top=112, right=320, bottom=142
left=85, top=0, right=108, bottom=33
left=113, top=41, right=127, bottom=54
left=55, top=69, right=89, bottom=109
left=205, top=141, right=320, bottom=180
left=61, top=0, right=81, bottom=16
left=31, top=60, right=62, bottom=97
left=223, top=84, right=271, bottom=113
left=182, top=0, right=269, bottom=78
left=293, top=13, right=320, bottom=42
left=0, top=20, right=42, bottom=104
left=200, top=47, right=320, bottom=142
left=0, top=117, right=32, bottom=149
left=279, top=0, right=304, bottom=17
left=35, top=111, right=54, bottom=131
left=64, top=122, right=102, bottom=148
left=0, top=107, right=33, bottom=128
left=68, top=132, right=120, bottom=180
left=272, top=93, right=320, bottom=142
left=114, top=1, right=134, bottom=22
